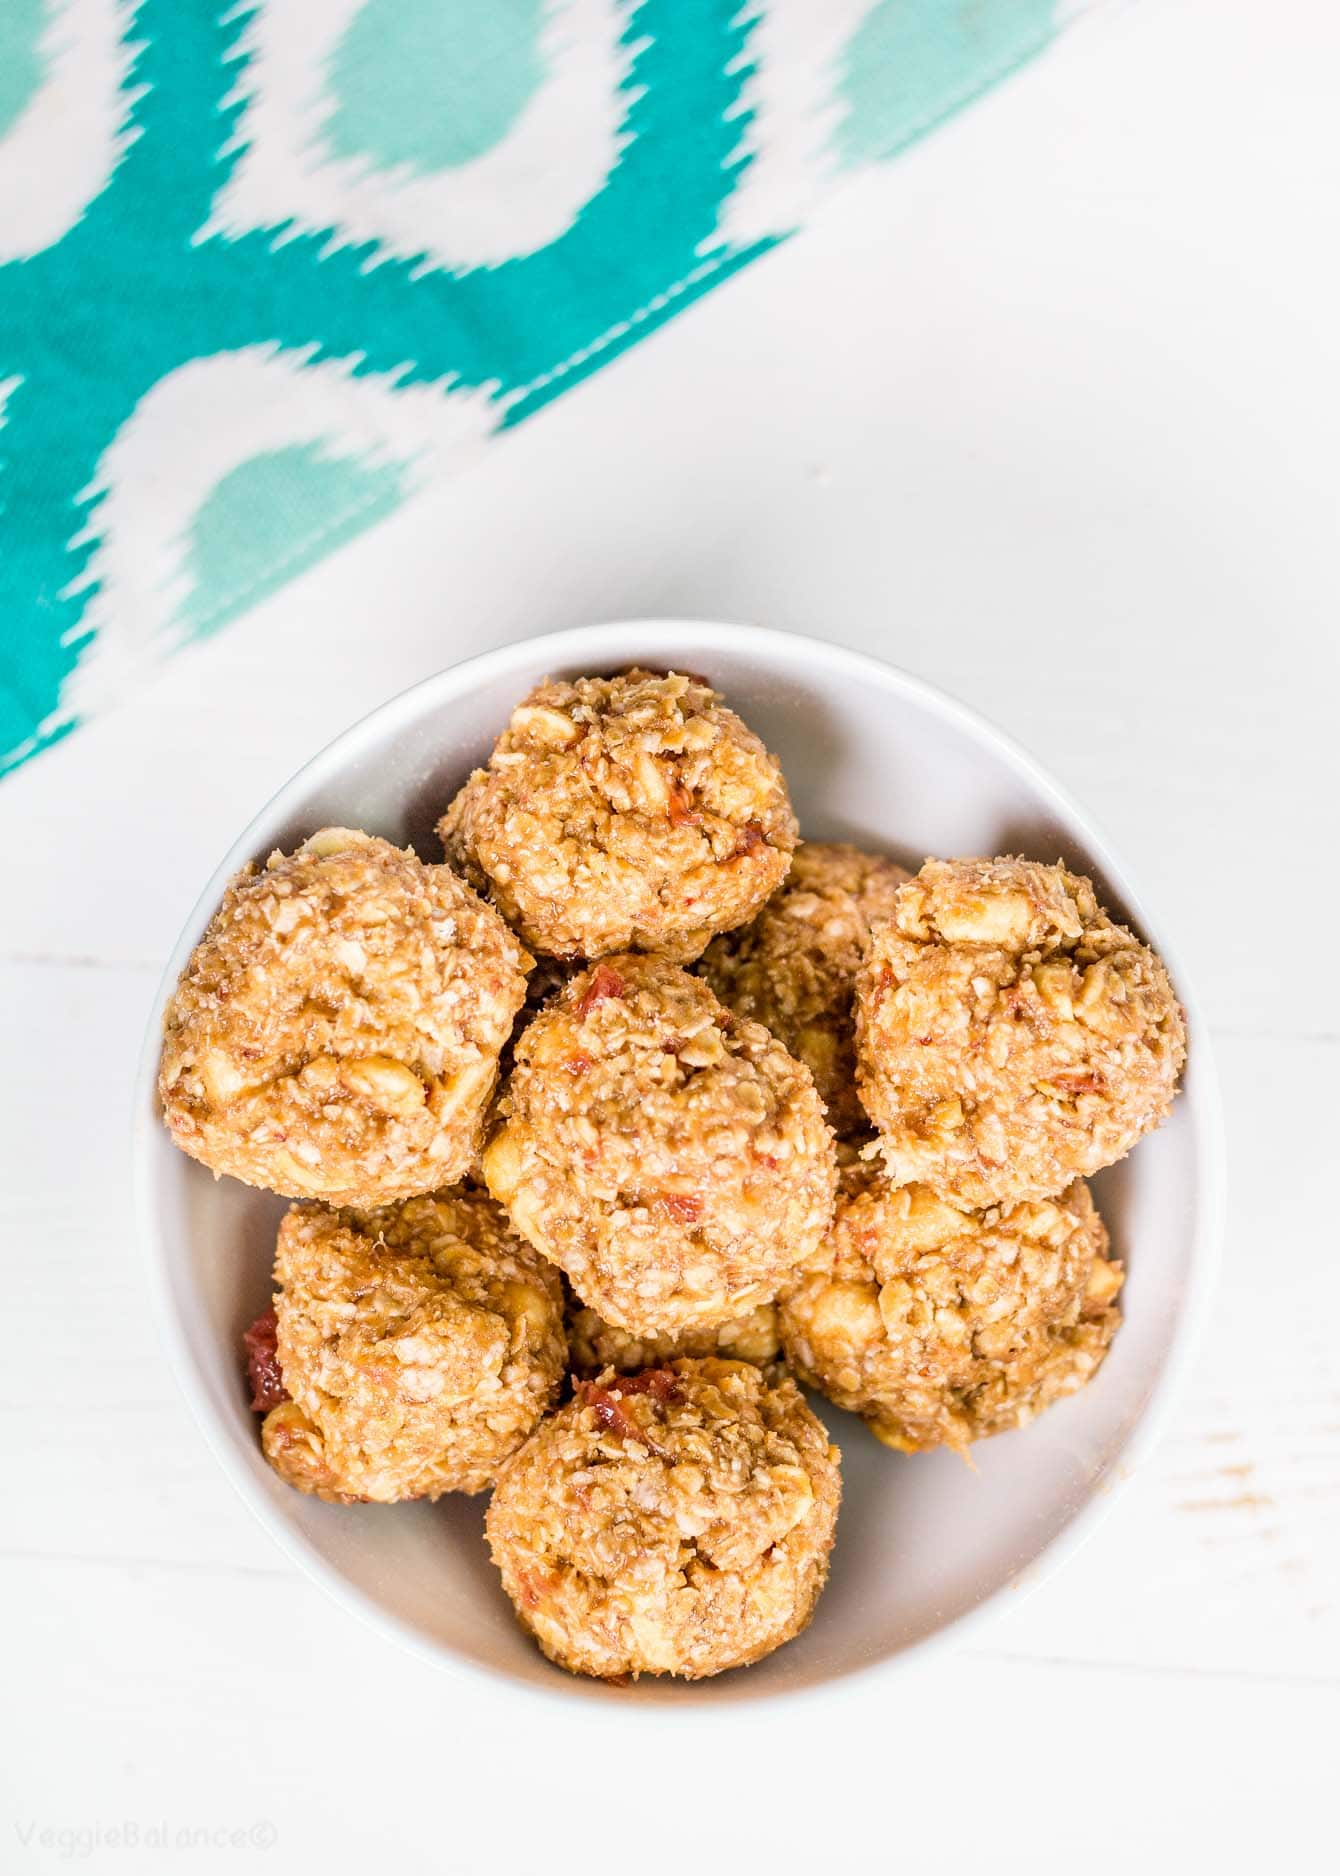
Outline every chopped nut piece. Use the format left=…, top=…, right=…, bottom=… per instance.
left=298, top=826, right=374, bottom=859
left=508, top=703, right=581, bottom=747
left=342, top=1056, right=426, bottom=1116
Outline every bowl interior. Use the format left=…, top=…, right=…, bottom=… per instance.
left=139, top=622, right=1214, bottom=1706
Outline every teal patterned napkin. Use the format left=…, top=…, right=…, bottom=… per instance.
left=0, top=0, right=1074, bottom=778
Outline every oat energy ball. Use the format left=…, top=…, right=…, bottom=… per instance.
left=856, top=857, right=1186, bottom=1206
left=567, top=1294, right=781, bottom=1379
left=255, top=1189, right=565, bottom=1502
left=700, top=841, right=911, bottom=1136
left=439, top=669, right=798, bottom=962
left=779, top=1166, right=1122, bottom=1454
left=483, top=955, right=837, bottom=1337
left=159, top=829, right=530, bottom=1205
left=487, top=1359, right=840, bottom=1680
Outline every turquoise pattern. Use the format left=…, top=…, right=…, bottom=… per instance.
left=836, top=0, right=1057, bottom=168
left=0, top=0, right=48, bottom=142
left=0, top=0, right=1067, bottom=777
left=325, top=0, right=548, bottom=176
left=178, top=446, right=408, bottom=642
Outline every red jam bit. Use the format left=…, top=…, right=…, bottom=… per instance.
left=565, top=1051, right=594, bottom=1076
left=732, top=821, right=766, bottom=859
left=666, top=780, right=701, bottom=827
left=610, top=1369, right=682, bottom=1402
left=577, top=1373, right=679, bottom=1456
left=515, top=1569, right=557, bottom=1610
left=578, top=1383, right=649, bottom=1446
left=242, top=1310, right=289, bottom=1413
left=654, top=1191, right=703, bottom=1226
left=575, top=962, right=627, bottom=1018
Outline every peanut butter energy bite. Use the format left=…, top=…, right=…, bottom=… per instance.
left=487, top=1358, right=841, bottom=1680
left=252, top=1189, right=566, bottom=1502
left=699, top=841, right=911, bottom=1136
left=483, top=955, right=837, bottom=1338
left=779, top=1165, right=1122, bottom=1454
left=439, top=669, right=797, bottom=962
left=856, top=857, right=1186, bottom=1206
left=566, top=1294, right=781, bottom=1378
left=159, top=828, right=530, bottom=1205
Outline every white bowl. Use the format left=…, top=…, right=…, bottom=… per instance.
left=136, top=621, right=1222, bottom=1707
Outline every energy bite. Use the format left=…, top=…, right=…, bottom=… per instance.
left=699, top=841, right=911, bottom=1136
left=439, top=669, right=797, bottom=962
left=253, top=1188, right=566, bottom=1502
left=159, top=828, right=530, bottom=1205
left=856, top=857, right=1186, bottom=1206
left=482, top=955, right=837, bottom=1338
left=566, top=1294, right=781, bottom=1378
left=779, top=1164, right=1122, bottom=1454
left=487, top=1358, right=841, bottom=1680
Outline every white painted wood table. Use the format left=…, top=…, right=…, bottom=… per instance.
left=4, top=0, right=1336, bottom=1868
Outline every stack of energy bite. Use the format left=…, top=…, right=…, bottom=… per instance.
left=159, top=668, right=1186, bottom=1684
